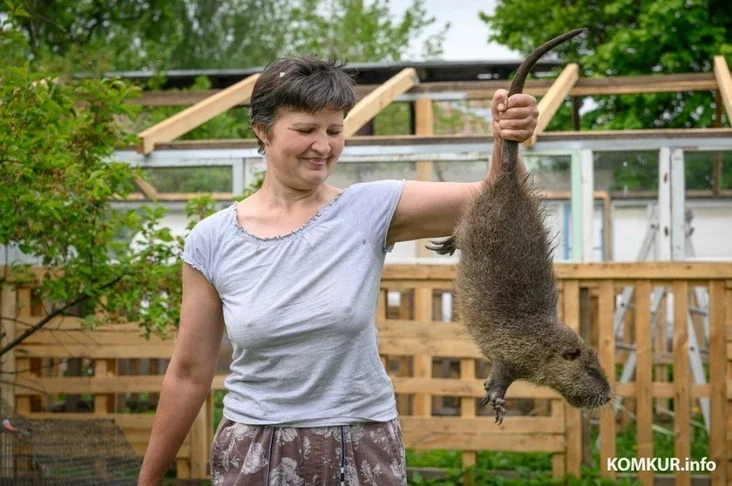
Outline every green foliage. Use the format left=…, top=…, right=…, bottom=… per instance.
left=286, top=0, right=449, bottom=62
left=481, top=0, right=732, bottom=191
left=1, top=0, right=449, bottom=73
left=481, top=0, right=732, bottom=131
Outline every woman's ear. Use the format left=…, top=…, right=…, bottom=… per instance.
left=252, top=123, right=269, bottom=147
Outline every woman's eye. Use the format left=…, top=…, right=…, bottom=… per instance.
left=328, top=131, right=342, bottom=136
left=297, top=129, right=313, bottom=134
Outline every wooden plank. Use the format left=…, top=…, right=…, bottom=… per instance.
left=377, top=319, right=467, bottom=338
left=412, top=288, right=433, bottom=416
left=597, top=281, right=616, bottom=481
left=22, top=330, right=170, bottom=345
left=414, top=96, right=436, bottom=259
left=562, top=280, right=582, bottom=478
left=15, top=374, right=167, bottom=395
left=381, top=262, right=732, bottom=282
left=344, top=68, right=419, bottom=137
left=137, top=73, right=260, bottom=154
left=673, top=280, right=691, bottom=486
left=15, top=344, right=175, bottom=358
left=133, top=176, right=159, bottom=200
left=389, top=377, right=560, bottom=399
left=1, top=284, right=18, bottom=413
left=525, top=63, right=579, bottom=148
left=11, top=315, right=155, bottom=332
left=708, top=281, right=727, bottom=486
left=189, top=402, right=208, bottom=478
left=401, top=428, right=565, bottom=453
left=612, top=382, right=711, bottom=399
left=132, top=72, right=719, bottom=107
left=713, top=56, right=732, bottom=126
left=460, top=358, right=476, bottom=486
left=378, top=337, right=480, bottom=358
left=128, top=127, right=732, bottom=152
left=635, top=280, right=653, bottom=486
left=399, top=416, right=564, bottom=435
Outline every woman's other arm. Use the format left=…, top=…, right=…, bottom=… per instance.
left=138, top=263, right=225, bottom=485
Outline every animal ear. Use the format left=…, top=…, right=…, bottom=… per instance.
left=562, top=348, right=581, bottom=361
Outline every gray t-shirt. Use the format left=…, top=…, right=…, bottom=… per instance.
left=181, top=179, right=406, bottom=427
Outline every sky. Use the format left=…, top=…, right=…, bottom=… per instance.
left=386, top=0, right=522, bottom=62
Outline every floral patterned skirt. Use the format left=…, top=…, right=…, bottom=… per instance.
left=209, top=417, right=407, bottom=486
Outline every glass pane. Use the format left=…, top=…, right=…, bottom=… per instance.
left=433, top=160, right=488, bottom=182
left=141, top=166, right=232, bottom=193
left=593, top=151, right=659, bottom=193
left=684, top=151, right=732, bottom=190
left=329, top=162, right=416, bottom=188
left=522, top=154, right=572, bottom=192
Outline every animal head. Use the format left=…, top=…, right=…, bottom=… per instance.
left=535, top=322, right=612, bottom=409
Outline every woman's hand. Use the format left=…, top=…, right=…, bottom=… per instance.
left=491, top=89, right=539, bottom=143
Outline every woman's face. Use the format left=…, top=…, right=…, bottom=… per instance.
left=257, top=108, right=346, bottom=190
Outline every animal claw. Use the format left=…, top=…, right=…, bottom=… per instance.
left=479, top=392, right=506, bottom=425
left=425, top=236, right=457, bottom=256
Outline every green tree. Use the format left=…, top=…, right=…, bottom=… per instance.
left=481, top=0, right=732, bottom=130
left=286, top=0, right=449, bottom=62
left=0, top=7, right=218, bottom=352
left=481, top=0, right=732, bottom=190
left=3, top=0, right=449, bottom=73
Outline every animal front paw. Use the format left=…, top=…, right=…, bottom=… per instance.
left=425, top=235, right=457, bottom=256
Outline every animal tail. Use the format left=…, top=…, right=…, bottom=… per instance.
left=501, top=28, right=587, bottom=173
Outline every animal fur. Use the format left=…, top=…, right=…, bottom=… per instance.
left=428, top=29, right=612, bottom=424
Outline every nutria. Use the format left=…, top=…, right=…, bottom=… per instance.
left=427, top=29, right=612, bottom=424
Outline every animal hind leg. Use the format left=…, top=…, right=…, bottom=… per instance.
left=479, top=362, right=514, bottom=425
left=425, top=234, right=457, bottom=255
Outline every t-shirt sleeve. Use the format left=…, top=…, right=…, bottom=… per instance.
left=355, top=179, right=406, bottom=253
left=180, top=220, right=216, bottom=286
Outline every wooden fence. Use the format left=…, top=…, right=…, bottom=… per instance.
left=1, top=262, right=731, bottom=485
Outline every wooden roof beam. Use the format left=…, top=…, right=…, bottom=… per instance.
left=525, top=63, right=579, bottom=148
left=713, top=56, right=732, bottom=126
left=344, top=68, right=419, bottom=137
left=137, top=73, right=261, bottom=154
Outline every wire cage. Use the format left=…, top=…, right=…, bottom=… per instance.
left=0, top=399, right=140, bottom=485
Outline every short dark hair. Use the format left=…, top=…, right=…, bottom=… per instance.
left=249, top=56, right=357, bottom=154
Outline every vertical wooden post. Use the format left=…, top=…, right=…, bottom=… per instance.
left=397, top=291, right=412, bottom=414
left=0, top=282, right=17, bottom=480
left=563, top=280, right=582, bottom=478
left=579, top=287, right=591, bottom=468
left=414, top=97, right=435, bottom=258
left=708, top=281, right=727, bottom=485
left=672, top=280, right=690, bottom=486
left=413, top=288, right=432, bottom=417
left=655, top=291, right=669, bottom=413
left=598, top=280, right=616, bottom=481
left=460, top=358, right=476, bottom=486
left=15, top=289, right=32, bottom=414
left=94, top=359, right=117, bottom=414
left=377, top=289, right=388, bottom=369
left=635, top=280, right=653, bottom=486
left=189, top=400, right=208, bottom=478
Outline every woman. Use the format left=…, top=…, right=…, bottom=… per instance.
left=138, top=56, right=538, bottom=485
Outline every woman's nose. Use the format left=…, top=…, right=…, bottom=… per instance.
left=310, top=132, right=330, bottom=154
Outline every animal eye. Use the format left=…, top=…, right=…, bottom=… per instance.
left=562, top=348, right=581, bottom=361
